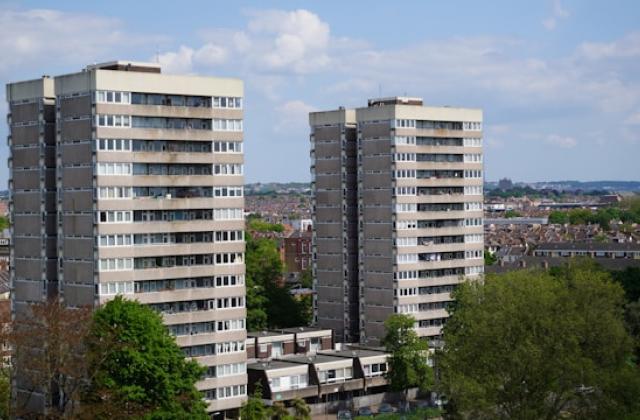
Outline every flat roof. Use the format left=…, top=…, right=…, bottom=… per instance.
left=279, top=326, right=332, bottom=334
left=283, top=354, right=350, bottom=365
left=321, top=349, right=387, bottom=358
left=248, top=360, right=304, bottom=371
left=247, top=330, right=294, bottom=339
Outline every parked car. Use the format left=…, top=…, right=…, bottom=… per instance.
left=357, top=406, right=374, bottom=417
left=337, top=409, right=353, bottom=420
left=377, top=403, right=396, bottom=414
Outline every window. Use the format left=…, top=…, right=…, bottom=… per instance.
left=396, top=237, right=417, bottom=247
left=464, top=185, right=483, bottom=195
left=393, top=136, right=416, bottom=145
left=214, top=231, right=244, bottom=243
left=98, top=187, right=132, bottom=199
left=213, top=208, right=243, bottom=221
left=216, top=296, right=245, bottom=309
left=394, top=270, right=418, bottom=280
left=394, top=187, right=416, bottom=196
left=364, top=363, right=387, bottom=377
left=98, top=258, right=133, bottom=272
left=215, top=341, right=245, bottom=355
left=394, top=153, right=416, bottom=162
left=96, top=114, right=131, bottom=128
left=212, top=97, right=243, bottom=109
left=462, top=121, right=483, bottom=131
left=466, top=265, right=484, bottom=276
left=465, top=249, right=483, bottom=259
left=465, top=217, right=483, bottom=227
left=464, top=153, right=483, bottom=163
left=465, top=234, right=483, bottom=243
left=96, top=91, right=131, bottom=104
left=213, top=141, right=243, bottom=153
left=97, top=234, right=133, bottom=247
left=397, top=253, right=418, bottom=264
left=394, top=119, right=416, bottom=128
left=394, top=169, right=416, bottom=179
left=463, top=137, right=482, bottom=147
left=215, top=253, right=243, bottom=265
left=465, top=202, right=483, bottom=211
left=396, top=303, right=419, bottom=314
left=464, top=169, right=483, bottom=179
left=97, top=138, right=132, bottom=151
left=214, top=186, right=243, bottom=197
left=99, top=281, right=134, bottom=296
left=395, top=203, right=417, bottom=213
left=216, top=319, right=245, bottom=332
left=97, top=162, right=132, bottom=176
left=215, top=275, right=244, bottom=287
left=213, top=164, right=243, bottom=175
left=98, top=211, right=132, bottom=223
left=213, top=119, right=243, bottom=132
left=396, top=220, right=417, bottom=230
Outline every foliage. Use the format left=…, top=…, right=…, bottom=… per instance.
left=548, top=198, right=640, bottom=229
left=83, top=296, right=207, bottom=419
left=625, top=299, right=640, bottom=363
left=356, top=407, right=442, bottom=420
left=0, top=217, right=8, bottom=231
left=504, top=210, right=521, bottom=218
left=300, top=267, right=313, bottom=289
left=611, top=267, right=640, bottom=303
left=245, top=229, right=312, bottom=329
left=240, top=384, right=271, bottom=420
left=382, top=314, right=433, bottom=399
left=247, top=216, right=284, bottom=233
left=484, top=251, right=497, bottom=266
left=291, top=397, right=311, bottom=420
left=437, top=262, right=640, bottom=419
left=0, top=368, right=9, bottom=420
left=9, top=299, right=93, bottom=418
left=548, top=210, right=569, bottom=224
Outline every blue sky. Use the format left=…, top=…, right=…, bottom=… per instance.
left=1, top=0, right=639, bottom=184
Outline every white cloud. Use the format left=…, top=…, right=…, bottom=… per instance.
left=625, top=111, right=640, bottom=125
left=0, top=9, right=164, bottom=72
left=578, top=32, right=640, bottom=61
left=157, top=46, right=194, bottom=74
left=545, top=134, right=577, bottom=148
left=275, top=100, right=316, bottom=132
left=542, top=0, right=569, bottom=30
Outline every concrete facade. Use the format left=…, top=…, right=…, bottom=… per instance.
left=7, top=61, right=246, bottom=417
left=310, top=97, right=484, bottom=345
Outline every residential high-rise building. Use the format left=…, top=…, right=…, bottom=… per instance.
left=7, top=61, right=247, bottom=417
left=310, top=97, right=484, bottom=345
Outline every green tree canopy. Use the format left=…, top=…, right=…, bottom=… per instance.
left=382, top=314, right=433, bottom=400
left=245, top=229, right=311, bottom=329
left=83, top=296, right=208, bottom=419
left=437, top=263, right=640, bottom=419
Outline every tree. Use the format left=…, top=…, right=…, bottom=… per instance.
left=240, top=383, right=271, bottom=420
left=548, top=210, right=568, bottom=224
left=382, top=314, right=433, bottom=404
left=9, top=299, right=93, bottom=418
left=437, top=263, right=640, bottom=419
left=82, top=296, right=207, bottom=419
left=245, top=229, right=311, bottom=329
left=484, top=251, right=497, bottom=266
left=291, top=397, right=311, bottom=420
left=0, top=368, right=9, bottom=420
left=504, top=210, right=521, bottom=218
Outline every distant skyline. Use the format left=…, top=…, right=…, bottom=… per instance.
left=1, top=0, right=639, bottom=185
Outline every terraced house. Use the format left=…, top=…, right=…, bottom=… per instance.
left=7, top=61, right=246, bottom=418
left=310, top=97, right=484, bottom=345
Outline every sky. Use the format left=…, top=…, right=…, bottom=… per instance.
left=1, top=0, right=639, bottom=184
